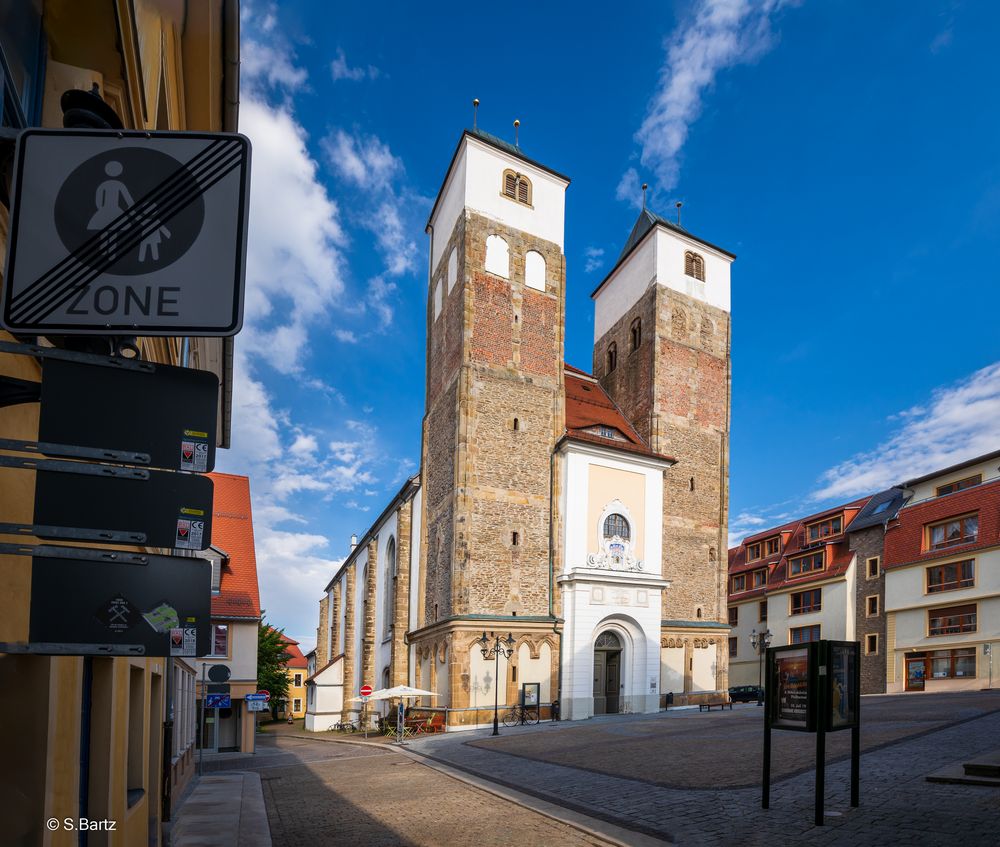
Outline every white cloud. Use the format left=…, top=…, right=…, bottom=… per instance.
left=330, top=48, right=379, bottom=82
left=584, top=246, right=606, bottom=273
left=813, top=362, right=1000, bottom=501
left=625, top=0, right=795, bottom=203
left=334, top=328, right=358, bottom=343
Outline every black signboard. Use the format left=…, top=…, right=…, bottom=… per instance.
left=767, top=642, right=818, bottom=732
left=521, top=682, right=540, bottom=707
left=34, top=467, right=213, bottom=550
left=38, top=357, right=217, bottom=472
left=826, top=640, right=860, bottom=732
left=25, top=552, right=210, bottom=656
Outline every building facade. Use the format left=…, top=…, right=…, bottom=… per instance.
left=279, top=635, right=308, bottom=719
left=0, top=3, right=238, bottom=843
left=307, top=128, right=735, bottom=731
left=884, top=452, right=1000, bottom=693
left=195, top=473, right=261, bottom=754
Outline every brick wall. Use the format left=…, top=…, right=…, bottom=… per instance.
left=850, top=526, right=887, bottom=694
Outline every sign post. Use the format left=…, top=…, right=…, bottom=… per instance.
left=360, top=685, right=373, bottom=738
left=763, top=640, right=860, bottom=825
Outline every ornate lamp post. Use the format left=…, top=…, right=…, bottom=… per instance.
left=478, top=631, right=515, bottom=736
left=749, top=628, right=771, bottom=706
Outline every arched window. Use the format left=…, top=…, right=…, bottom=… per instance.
left=485, top=234, right=510, bottom=278
left=383, top=537, right=396, bottom=636
left=606, top=342, right=617, bottom=374
left=603, top=513, right=630, bottom=541
left=629, top=318, right=641, bottom=351
left=447, top=247, right=458, bottom=292
left=525, top=250, right=545, bottom=291
left=502, top=169, right=532, bottom=206
left=595, top=631, right=622, bottom=650
left=684, top=250, right=705, bottom=281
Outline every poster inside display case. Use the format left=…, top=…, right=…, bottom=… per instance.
left=826, top=640, right=860, bottom=731
left=767, top=642, right=817, bottom=731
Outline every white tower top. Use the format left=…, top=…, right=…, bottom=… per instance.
left=425, top=129, right=570, bottom=273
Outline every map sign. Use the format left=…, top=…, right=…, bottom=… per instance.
left=1, top=129, right=250, bottom=336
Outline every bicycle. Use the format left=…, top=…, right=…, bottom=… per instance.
left=501, top=704, right=539, bottom=727
left=332, top=718, right=358, bottom=733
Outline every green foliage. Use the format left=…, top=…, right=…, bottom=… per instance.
left=257, top=615, right=292, bottom=716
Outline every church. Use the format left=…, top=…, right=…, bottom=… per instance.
left=305, top=126, right=734, bottom=730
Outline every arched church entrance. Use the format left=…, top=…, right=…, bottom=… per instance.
left=593, top=631, right=622, bottom=715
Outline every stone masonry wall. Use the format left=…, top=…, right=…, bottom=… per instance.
left=360, top=540, right=378, bottom=693
left=421, top=208, right=565, bottom=622
left=390, top=498, right=412, bottom=686
left=316, top=595, right=329, bottom=668
left=342, top=565, right=356, bottom=708
left=330, top=581, right=341, bottom=658
left=849, top=526, right=887, bottom=694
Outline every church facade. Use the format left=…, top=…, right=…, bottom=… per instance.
left=305, top=128, right=734, bottom=730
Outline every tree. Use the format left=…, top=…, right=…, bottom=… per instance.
left=257, top=615, right=291, bottom=720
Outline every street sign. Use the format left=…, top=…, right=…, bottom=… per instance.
left=360, top=684, right=373, bottom=697
left=245, top=693, right=268, bottom=701
left=208, top=664, right=231, bottom=683
left=32, top=466, right=213, bottom=550
left=257, top=688, right=270, bottom=701
left=1, top=129, right=251, bottom=336
left=247, top=700, right=268, bottom=712
left=205, top=694, right=231, bottom=709
left=8, top=549, right=211, bottom=656
left=38, top=356, right=218, bottom=472
left=206, top=683, right=230, bottom=695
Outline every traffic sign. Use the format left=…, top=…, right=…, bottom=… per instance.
left=245, top=692, right=268, bottom=702
left=360, top=684, right=373, bottom=697
left=205, top=694, right=231, bottom=709
left=257, top=689, right=270, bottom=701
left=247, top=699, right=268, bottom=712
left=208, top=664, right=231, bottom=683
left=1, top=129, right=251, bottom=336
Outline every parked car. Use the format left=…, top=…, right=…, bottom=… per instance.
left=729, top=685, right=763, bottom=703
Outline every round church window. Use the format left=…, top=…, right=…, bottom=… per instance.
left=603, top=513, right=630, bottom=540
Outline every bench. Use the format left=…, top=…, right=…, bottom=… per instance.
left=698, top=701, right=733, bottom=712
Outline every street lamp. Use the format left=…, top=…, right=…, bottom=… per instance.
left=749, top=628, right=771, bottom=706
left=478, top=631, right=515, bottom=736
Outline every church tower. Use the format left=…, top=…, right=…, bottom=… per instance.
left=417, top=129, right=569, bottom=648
left=592, top=210, right=734, bottom=698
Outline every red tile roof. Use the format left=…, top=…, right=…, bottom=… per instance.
left=562, top=365, right=673, bottom=462
left=208, top=472, right=261, bottom=620
left=728, top=497, right=870, bottom=598
left=884, top=478, right=1000, bottom=569
left=279, top=634, right=309, bottom=669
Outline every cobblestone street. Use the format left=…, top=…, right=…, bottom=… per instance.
left=207, top=692, right=1000, bottom=846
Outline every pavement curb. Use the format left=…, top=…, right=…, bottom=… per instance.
left=399, top=744, right=672, bottom=847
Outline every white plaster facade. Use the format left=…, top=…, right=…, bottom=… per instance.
left=557, top=441, right=670, bottom=720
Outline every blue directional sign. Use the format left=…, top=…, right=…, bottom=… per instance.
left=245, top=692, right=267, bottom=701
left=205, top=693, right=231, bottom=709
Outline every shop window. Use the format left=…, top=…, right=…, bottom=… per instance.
left=930, top=648, right=976, bottom=678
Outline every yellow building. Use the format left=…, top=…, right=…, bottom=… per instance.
left=280, top=635, right=309, bottom=720
left=0, top=2, right=239, bottom=844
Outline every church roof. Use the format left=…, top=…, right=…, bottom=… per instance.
left=562, top=365, right=674, bottom=463
left=592, top=207, right=736, bottom=299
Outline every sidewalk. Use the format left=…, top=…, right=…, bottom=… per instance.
left=167, top=772, right=271, bottom=847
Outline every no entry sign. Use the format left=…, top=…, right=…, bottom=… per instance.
left=1, top=129, right=251, bottom=336
left=360, top=684, right=373, bottom=697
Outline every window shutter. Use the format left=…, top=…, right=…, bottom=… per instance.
left=684, top=252, right=694, bottom=276
left=694, top=255, right=705, bottom=281
left=210, top=558, right=221, bottom=592
left=504, top=172, right=517, bottom=198
left=517, top=178, right=529, bottom=204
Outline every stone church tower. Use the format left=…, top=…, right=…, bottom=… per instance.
left=592, top=210, right=734, bottom=681
left=418, top=129, right=569, bottom=628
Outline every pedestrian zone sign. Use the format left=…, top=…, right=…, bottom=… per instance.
left=1, top=129, right=251, bottom=337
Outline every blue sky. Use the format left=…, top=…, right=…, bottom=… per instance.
left=222, top=0, right=1000, bottom=648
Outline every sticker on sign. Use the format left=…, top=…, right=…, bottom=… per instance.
left=1, top=129, right=251, bottom=337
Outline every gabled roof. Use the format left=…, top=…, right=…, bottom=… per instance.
left=900, top=448, right=1000, bottom=488
left=561, top=364, right=674, bottom=463
left=279, top=633, right=309, bottom=669
left=592, top=207, right=736, bottom=299
left=207, top=473, right=261, bottom=620
left=728, top=497, right=871, bottom=598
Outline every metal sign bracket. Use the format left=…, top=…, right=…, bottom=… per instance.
left=0, top=436, right=150, bottom=466
left=0, top=340, right=155, bottom=372
left=0, top=522, right=147, bottom=544
left=0, top=454, right=149, bottom=479
left=0, top=541, right=149, bottom=565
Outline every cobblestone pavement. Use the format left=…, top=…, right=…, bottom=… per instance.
left=214, top=734, right=614, bottom=846
left=467, top=691, right=1000, bottom=788
left=409, top=691, right=1000, bottom=846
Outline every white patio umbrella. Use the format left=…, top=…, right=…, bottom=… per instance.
left=347, top=685, right=437, bottom=703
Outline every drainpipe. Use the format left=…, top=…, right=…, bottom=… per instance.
left=549, top=447, right=562, bottom=714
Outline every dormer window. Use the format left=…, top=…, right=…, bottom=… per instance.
left=747, top=542, right=762, bottom=562
left=606, top=342, right=617, bottom=374
left=684, top=251, right=705, bottom=281
left=806, top=515, right=842, bottom=542
left=502, top=169, right=531, bottom=206
left=765, top=537, right=781, bottom=556
left=599, top=425, right=615, bottom=439
left=630, top=318, right=641, bottom=351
